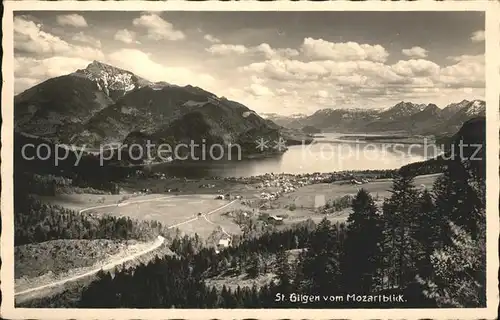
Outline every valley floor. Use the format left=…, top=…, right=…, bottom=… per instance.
left=15, top=172, right=440, bottom=304
left=35, top=173, right=439, bottom=236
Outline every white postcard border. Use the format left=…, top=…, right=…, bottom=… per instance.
left=1, top=1, right=499, bottom=319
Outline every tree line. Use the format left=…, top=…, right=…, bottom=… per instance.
left=14, top=195, right=174, bottom=246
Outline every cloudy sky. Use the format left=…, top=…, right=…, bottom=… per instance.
left=14, top=11, right=485, bottom=115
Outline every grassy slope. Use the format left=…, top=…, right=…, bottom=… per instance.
left=15, top=239, right=139, bottom=279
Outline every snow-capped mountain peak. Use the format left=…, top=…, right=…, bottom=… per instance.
left=466, top=100, right=486, bottom=116
left=73, top=60, right=151, bottom=98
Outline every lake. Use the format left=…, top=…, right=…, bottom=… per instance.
left=152, top=133, right=441, bottom=178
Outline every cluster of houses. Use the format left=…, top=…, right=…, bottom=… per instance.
left=232, top=171, right=381, bottom=187
left=251, top=172, right=335, bottom=191
left=215, top=194, right=242, bottom=200
left=199, top=183, right=216, bottom=189
left=349, top=178, right=370, bottom=185
left=260, top=191, right=280, bottom=201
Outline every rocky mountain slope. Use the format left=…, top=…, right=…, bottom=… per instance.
left=272, top=100, right=485, bottom=136
left=14, top=61, right=311, bottom=156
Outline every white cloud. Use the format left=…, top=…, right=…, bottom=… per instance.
left=72, top=31, right=101, bottom=48
left=253, top=43, right=299, bottom=59
left=15, top=56, right=92, bottom=79
left=15, top=16, right=71, bottom=54
left=439, top=54, right=484, bottom=88
left=246, top=83, right=274, bottom=97
left=240, top=59, right=330, bottom=82
left=207, top=44, right=248, bottom=55
left=12, top=14, right=485, bottom=114
left=276, top=88, right=291, bottom=96
left=250, top=75, right=265, bottom=84
left=471, top=30, right=485, bottom=42
left=206, top=42, right=299, bottom=59
left=401, top=46, right=428, bottom=58
left=240, top=59, right=404, bottom=85
left=56, top=14, right=88, bottom=28
left=14, top=56, right=95, bottom=93
left=391, top=59, right=440, bottom=77
left=106, top=48, right=215, bottom=89
left=300, top=38, right=389, bottom=62
left=315, top=90, right=329, bottom=98
left=14, top=16, right=103, bottom=60
left=132, top=13, right=185, bottom=41
left=204, top=34, right=221, bottom=43
left=114, top=29, right=140, bottom=44
left=237, top=49, right=485, bottom=112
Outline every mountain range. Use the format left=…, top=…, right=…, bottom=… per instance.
left=262, top=99, right=485, bottom=136
left=14, top=60, right=484, bottom=159
left=14, top=61, right=311, bottom=157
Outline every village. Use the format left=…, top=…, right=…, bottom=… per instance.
left=102, top=168, right=414, bottom=254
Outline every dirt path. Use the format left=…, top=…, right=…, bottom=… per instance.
left=15, top=197, right=237, bottom=299
left=15, top=236, right=165, bottom=297
left=203, top=200, right=236, bottom=238
left=202, top=214, right=231, bottom=238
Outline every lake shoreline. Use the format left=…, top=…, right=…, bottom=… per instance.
left=334, top=134, right=436, bottom=145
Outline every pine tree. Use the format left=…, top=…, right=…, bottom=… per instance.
left=293, top=249, right=307, bottom=292
left=275, top=245, right=292, bottom=299
left=417, top=217, right=486, bottom=307
left=247, top=253, right=261, bottom=278
left=418, top=149, right=486, bottom=307
left=381, top=173, right=420, bottom=289
left=412, top=189, right=440, bottom=279
left=300, top=218, right=342, bottom=296
left=433, top=163, right=482, bottom=240
left=340, top=189, right=383, bottom=292
left=250, top=284, right=260, bottom=308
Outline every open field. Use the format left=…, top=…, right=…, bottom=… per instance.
left=120, top=177, right=259, bottom=198
left=34, top=193, right=145, bottom=212
left=274, top=173, right=440, bottom=209
left=86, top=195, right=236, bottom=229
left=259, top=174, right=440, bottom=227
left=37, top=173, right=441, bottom=242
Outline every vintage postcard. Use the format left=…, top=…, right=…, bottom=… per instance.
left=1, top=1, right=499, bottom=319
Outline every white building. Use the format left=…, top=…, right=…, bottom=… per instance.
left=218, top=238, right=231, bottom=247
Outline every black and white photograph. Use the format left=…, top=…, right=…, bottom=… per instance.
left=1, top=1, right=498, bottom=319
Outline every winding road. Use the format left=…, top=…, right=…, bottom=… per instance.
left=15, top=196, right=238, bottom=299
left=15, top=235, right=165, bottom=297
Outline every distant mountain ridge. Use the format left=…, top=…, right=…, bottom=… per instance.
left=14, top=61, right=312, bottom=157
left=264, top=99, right=485, bottom=136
